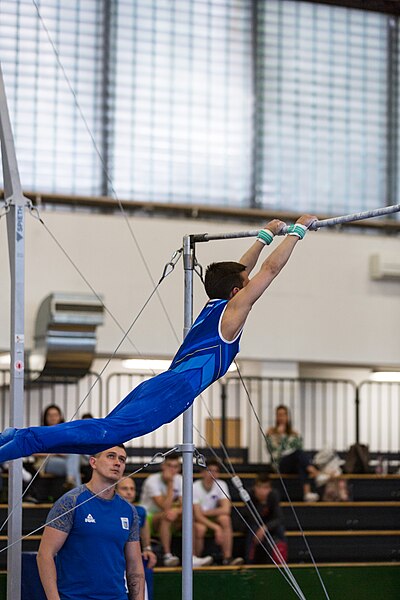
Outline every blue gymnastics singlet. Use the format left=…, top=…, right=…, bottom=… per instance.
left=169, top=298, right=242, bottom=394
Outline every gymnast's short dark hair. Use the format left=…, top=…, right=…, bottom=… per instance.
left=204, top=261, right=246, bottom=300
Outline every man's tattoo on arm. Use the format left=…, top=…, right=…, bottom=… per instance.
left=127, top=572, right=145, bottom=600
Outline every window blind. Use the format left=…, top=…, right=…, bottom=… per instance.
left=111, top=0, right=253, bottom=206
left=0, top=0, right=103, bottom=195
left=256, top=0, right=388, bottom=215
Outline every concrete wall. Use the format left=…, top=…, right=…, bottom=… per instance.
left=1, top=210, right=400, bottom=369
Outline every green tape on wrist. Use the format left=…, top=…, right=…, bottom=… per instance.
left=257, top=228, right=274, bottom=245
left=287, top=223, right=307, bottom=239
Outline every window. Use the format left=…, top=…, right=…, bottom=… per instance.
left=0, top=0, right=103, bottom=195
left=255, top=1, right=388, bottom=214
left=111, top=0, right=253, bottom=206
left=0, top=1, right=398, bottom=218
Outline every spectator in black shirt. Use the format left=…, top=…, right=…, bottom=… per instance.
left=246, top=473, right=288, bottom=564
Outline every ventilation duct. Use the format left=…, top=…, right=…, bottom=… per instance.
left=29, top=293, right=104, bottom=380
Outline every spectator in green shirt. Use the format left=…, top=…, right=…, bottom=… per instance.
left=266, top=405, right=320, bottom=502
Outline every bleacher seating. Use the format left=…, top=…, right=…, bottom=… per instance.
left=0, top=468, right=399, bottom=568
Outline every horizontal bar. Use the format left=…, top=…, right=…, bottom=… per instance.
left=311, top=204, right=400, bottom=229
left=191, top=204, right=400, bottom=243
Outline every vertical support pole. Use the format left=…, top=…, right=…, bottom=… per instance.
left=0, top=62, right=26, bottom=600
left=387, top=16, right=399, bottom=206
left=355, top=386, right=360, bottom=445
left=182, top=235, right=194, bottom=600
left=5, top=205, right=24, bottom=600
left=220, top=382, right=227, bottom=454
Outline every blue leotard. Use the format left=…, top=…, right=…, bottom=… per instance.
left=0, top=299, right=242, bottom=460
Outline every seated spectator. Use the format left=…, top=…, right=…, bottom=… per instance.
left=193, top=460, right=243, bottom=566
left=139, top=453, right=183, bottom=567
left=33, top=404, right=81, bottom=488
left=246, top=473, right=287, bottom=564
left=116, top=476, right=157, bottom=568
left=140, top=453, right=212, bottom=568
left=266, top=405, right=320, bottom=502
left=117, top=476, right=156, bottom=600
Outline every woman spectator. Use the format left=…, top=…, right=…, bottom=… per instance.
left=33, top=404, right=81, bottom=488
left=266, top=405, right=319, bottom=502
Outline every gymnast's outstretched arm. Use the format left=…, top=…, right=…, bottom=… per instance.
left=238, top=219, right=286, bottom=275
left=220, top=214, right=317, bottom=342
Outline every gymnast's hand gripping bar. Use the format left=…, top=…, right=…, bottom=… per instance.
left=191, top=203, right=400, bottom=243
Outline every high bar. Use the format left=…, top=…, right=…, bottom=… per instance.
left=190, top=203, right=400, bottom=243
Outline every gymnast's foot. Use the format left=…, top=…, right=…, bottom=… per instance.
left=0, top=427, right=17, bottom=447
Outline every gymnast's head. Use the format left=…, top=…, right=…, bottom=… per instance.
left=204, top=262, right=249, bottom=300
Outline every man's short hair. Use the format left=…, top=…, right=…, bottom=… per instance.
left=90, top=444, right=126, bottom=459
left=165, top=452, right=180, bottom=462
left=254, top=473, right=271, bottom=486
left=206, top=459, right=221, bottom=470
left=204, top=262, right=246, bottom=300
left=116, top=475, right=135, bottom=489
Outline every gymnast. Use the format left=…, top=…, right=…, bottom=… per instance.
left=0, top=215, right=316, bottom=461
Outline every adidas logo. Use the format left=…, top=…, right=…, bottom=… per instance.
left=85, top=513, right=96, bottom=523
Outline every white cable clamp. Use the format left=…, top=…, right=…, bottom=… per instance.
left=231, top=475, right=243, bottom=490
left=231, top=476, right=250, bottom=502
left=239, top=487, right=251, bottom=503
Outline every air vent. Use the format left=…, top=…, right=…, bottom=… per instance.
left=370, top=254, right=400, bottom=281
left=30, top=293, right=104, bottom=380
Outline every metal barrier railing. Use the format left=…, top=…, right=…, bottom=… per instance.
left=224, top=376, right=357, bottom=463
left=0, top=370, right=102, bottom=429
left=358, top=380, right=400, bottom=453
left=106, top=372, right=219, bottom=453
left=0, top=369, right=398, bottom=462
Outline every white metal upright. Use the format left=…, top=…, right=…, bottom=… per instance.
left=0, top=62, right=30, bottom=600
left=181, top=235, right=195, bottom=600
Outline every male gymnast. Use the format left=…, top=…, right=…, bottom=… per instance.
left=0, top=215, right=316, bottom=460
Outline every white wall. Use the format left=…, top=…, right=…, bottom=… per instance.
left=1, top=210, right=400, bottom=369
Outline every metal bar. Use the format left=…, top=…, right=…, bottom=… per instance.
left=0, top=61, right=27, bottom=600
left=386, top=16, right=399, bottom=206
left=220, top=382, right=227, bottom=453
left=250, top=0, right=261, bottom=208
left=181, top=234, right=194, bottom=600
left=191, top=203, right=400, bottom=243
left=100, top=0, right=112, bottom=196
left=355, top=387, right=360, bottom=445
left=3, top=191, right=400, bottom=231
